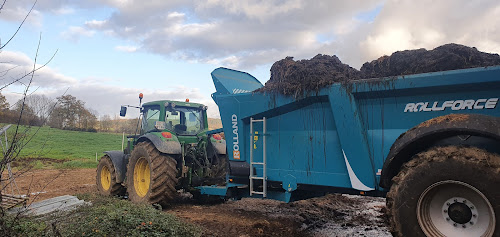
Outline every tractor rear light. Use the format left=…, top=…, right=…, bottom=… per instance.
left=162, top=132, right=172, bottom=139
left=213, top=134, right=222, bottom=140
left=186, top=98, right=189, bottom=102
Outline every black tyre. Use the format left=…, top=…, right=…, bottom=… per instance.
left=387, top=146, right=500, bottom=237
left=126, top=142, right=178, bottom=206
left=96, top=155, right=125, bottom=196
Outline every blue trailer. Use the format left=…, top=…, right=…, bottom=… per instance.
left=200, top=66, right=500, bottom=237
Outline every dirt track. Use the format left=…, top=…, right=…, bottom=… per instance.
left=4, top=168, right=391, bottom=236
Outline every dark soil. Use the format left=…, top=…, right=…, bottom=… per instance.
left=168, top=194, right=389, bottom=237
left=259, top=43, right=500, bottom=96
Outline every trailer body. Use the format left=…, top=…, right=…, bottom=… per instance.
left=200, top=66, right=500, bottom=203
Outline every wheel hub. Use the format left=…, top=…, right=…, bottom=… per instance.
left=100, top=165, right=111, bottom=191
left=133, top=157, right=150, bottom=197
left=442, top=197, right=477, bottom=228
left=417, top=180, right=495, bottom=237
left=448, top=202, right=472, bottom=224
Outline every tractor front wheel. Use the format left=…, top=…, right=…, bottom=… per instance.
left=96, top=155, right=125, bottom=196
left=126, top=142, right=178, bottom=206
left=387, top=146, right=500, bottom=237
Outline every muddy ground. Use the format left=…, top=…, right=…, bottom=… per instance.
left=3, top=168, right=390, bottom=236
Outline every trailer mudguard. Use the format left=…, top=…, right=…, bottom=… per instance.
left=103, top=150, right=129, bottom=183
left=380, top=114, right=500, bottom=188
left=137, top=134, right=182, bottom=154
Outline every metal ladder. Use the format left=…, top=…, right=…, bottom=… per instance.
left=249, top=117, right=267, bottom=197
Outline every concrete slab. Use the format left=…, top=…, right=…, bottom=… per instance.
left=9, top=195, right=90, bottom=216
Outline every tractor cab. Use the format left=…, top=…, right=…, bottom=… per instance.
left=120, top=97, right=208, bottom=137
left=141, top=101, right=207, bottom=136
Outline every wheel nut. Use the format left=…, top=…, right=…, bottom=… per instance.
left=462, top=225, right=466, bottom=228
left=447, top=202, right=451, bottom=206
left=470, top=206, right=474, bottom=209
left=443, top=210, right=447, bottom=213
left=453, top=223, right=457, bottom=227
left=446, top=218, right=450, bottom=221
left=470, top=222, right=474, bottom=225
left=454, top=199, right=458, bottom=202
left=463, top=200, right=467, bottom=203
left=473, top=214, right=477, bottom=218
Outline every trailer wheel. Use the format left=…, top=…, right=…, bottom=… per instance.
left=386, top=146, right=499, bottom=237
left=126, top=142, right=178, bottom=206
left=96, top=155, right=125, bottom=196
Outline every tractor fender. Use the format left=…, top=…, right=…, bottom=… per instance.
left=380, top=114, right=500, bottom=189
left=103, top=150, right=129, bottom=183
left=137, top=133, right=182, bottom=154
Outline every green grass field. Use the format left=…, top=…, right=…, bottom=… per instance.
left=1, top=124, right=123, bottom=169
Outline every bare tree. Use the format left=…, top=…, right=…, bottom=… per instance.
left=100, top=114, right=112, bottom=132
left=23, top=94, right=54, bottom=124
left=0, top=0, right=61, bottom=235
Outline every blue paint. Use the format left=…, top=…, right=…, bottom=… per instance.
left=200, top=66, right=500, bottom=202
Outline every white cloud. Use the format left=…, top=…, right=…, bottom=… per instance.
left=0, top=6, right=43, bottom=27
left=52, top=7, right=75, bottom=15
left=60, top=26, right=96, bottom=42
left=67, top=0, right=383, bottom=68
left=0, top=50, right=77, bottom=88
left=3, top=0, right=500, bottom=77
left=114, top=45, right=138, bottom=53
left=358, top=0, right=500, bottom=64
left=0, top=50, right=221, bottom=118
left=85, top=20, right=107, bottom=29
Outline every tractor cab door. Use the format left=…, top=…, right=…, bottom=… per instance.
left=141, top=105, right=161, bottom=134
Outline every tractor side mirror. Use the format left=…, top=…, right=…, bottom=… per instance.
left=120, top=106, right=127, bottom=117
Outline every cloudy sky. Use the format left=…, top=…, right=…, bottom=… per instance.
left=1, top=0, right=499, bottom=118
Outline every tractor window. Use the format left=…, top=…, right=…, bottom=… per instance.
left=165, top=106, right=204, bottom=135
left=165, top=110, right=181, bottom=130
left=185, top=109, right=202, bottom=134
left=142, top=105, right=161, bottom=133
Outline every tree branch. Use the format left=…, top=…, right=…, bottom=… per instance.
left=0, top=0, right=38, bottom=50
left=0, top=48, right=58, bottom=91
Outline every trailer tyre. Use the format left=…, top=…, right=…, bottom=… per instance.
left=386, top=146, right=500, bottom=237
left=96, top=155, right=125, bottom=196
left=126, top=142, right=178, bottom=206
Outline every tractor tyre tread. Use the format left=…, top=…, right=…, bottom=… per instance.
left=386, top=146, right=500, bottom=237
left=96, top=155, right=125, bottom=196
left=127, top=142, right=178, bottom=206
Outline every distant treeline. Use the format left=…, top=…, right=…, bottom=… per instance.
left=0, top=93, right=139, bottom=133
left=0, top=93, right=221, bottom=134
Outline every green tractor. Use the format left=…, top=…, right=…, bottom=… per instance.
left=96, top=95, right=227, bottom=205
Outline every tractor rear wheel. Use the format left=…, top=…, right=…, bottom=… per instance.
left=126, top=142, right=178, bottom=206
left=387, top=146, right=500, bottom=237
left=96, top=155, right=125, bottom=196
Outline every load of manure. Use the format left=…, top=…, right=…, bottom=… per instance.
left=258, top=43, right=500, bottom=96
